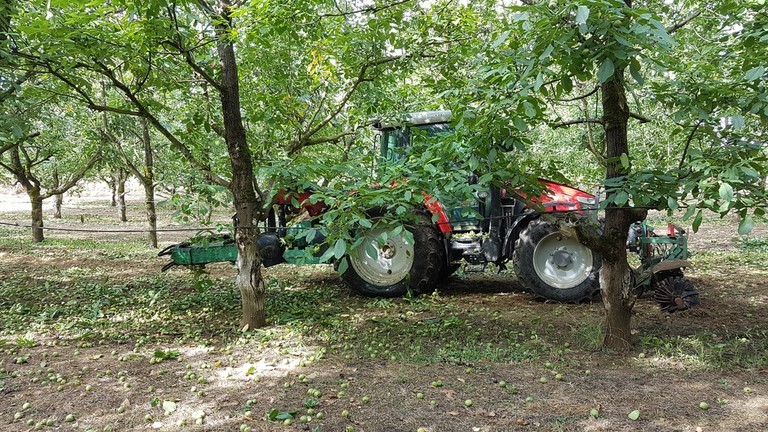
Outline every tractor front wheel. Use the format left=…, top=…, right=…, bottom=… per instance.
left=342, top=210, right=443, bottom=297
left=512, top=217, right=601, bottom=302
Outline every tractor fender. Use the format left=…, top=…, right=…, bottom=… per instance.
left=502, top=206, right=537, bottom=259
left=651, top=259, right=692, bottom=274
left=422, top=193, right=452, bottom=233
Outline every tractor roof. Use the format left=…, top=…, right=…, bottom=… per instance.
left=372, top=110, right=452, bottom=130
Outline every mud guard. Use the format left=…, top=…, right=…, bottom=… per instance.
left=651, top=259, right=692, bottom=274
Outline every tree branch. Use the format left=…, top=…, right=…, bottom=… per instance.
left=0, top=131, right=40, bottom=159
left=319, top=0, right=412, bottom=18
left=44, top=66, right=98, bottom=107
left=164, top=5, right=223, bottom=92
left=557, top=85, right=599, bottom=102
left=667, top=12, right=701, bottom=35
left=552, top=118, right=605, bottom=128
left=42, top=150, right=102, bottom=199
left=87, top=103, right=143, bottom=117
left=0, top=69, right=35, bottom=103
left=287, top=129, right=357, bottom=154
left=0, top=140, right=17, bottom=156
left=291, top=55, right=402, bottom=154
left=101, top=128, right=147, bottom=184
left=92, top=59, right=228, bottom=187
left=629, top=111, right=650, bottom=123
left=678, top=120, right=703, bottom=169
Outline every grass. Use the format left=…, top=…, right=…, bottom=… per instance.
left=3, top=249, right=766, bottom=372
left=638, top=329, right=768, bottom=370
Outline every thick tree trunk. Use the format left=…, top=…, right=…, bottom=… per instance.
left=599, top=58, right=645, bottom=351
left=216, top=2, right=266, bottom=329
left=599, top=208, right=638, bottom=350
left=234, top=217, right=266, bottom=329
left=29, top=188, right=44, bottom=242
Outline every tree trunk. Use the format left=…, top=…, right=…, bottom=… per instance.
left=599, top=53, right=645, bottom=351
left=52, top=170, right=62, bottom=219
left=116, top=171, right=127, bottom=222
left=235, top=220, right=266, bottom=329
left=599, top=208, right=638, bottom=350
left=145, top=186, right=157, bottom=247
left=216, top=1, right=266, bottom=329
left=141, top=118, right=158, bottom=248
left=108, top=179, right=117, bottom=207
left=53, top=193, right=63, bottom=219
left=28, top=187, right=44, bottom=242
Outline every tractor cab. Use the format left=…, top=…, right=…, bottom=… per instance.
left=375, top=110, right=453, bottom=162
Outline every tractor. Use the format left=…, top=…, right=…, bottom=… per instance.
left=160, top=111, right=699, bottom=311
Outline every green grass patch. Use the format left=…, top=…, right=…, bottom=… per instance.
left=639, top=328, right=768, bottom=370
left=739, top=236, right=768, bottom=253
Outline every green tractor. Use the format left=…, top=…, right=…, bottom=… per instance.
left=160, top=111, right=699, bottom=311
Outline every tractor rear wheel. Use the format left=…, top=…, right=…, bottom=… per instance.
left=512, top=217, right=601, bottom=302
left=342, top=209, right=443, bottom=297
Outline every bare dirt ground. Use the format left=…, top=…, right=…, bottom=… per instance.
left=0, top=193, right=767, bottom=432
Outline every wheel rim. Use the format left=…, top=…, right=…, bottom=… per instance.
left=532, top=231, right=593, bottom=289
left=350, top=227, right=414, bottom=286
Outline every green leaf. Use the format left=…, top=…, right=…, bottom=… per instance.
left=267, top=409, right=295, bottom=422
left=629, top=58, right=644, bottom=86
left=744, top=66, right=765, bottom=82
left=667, top=197, right=678, bottom=210
left=719, top=183, right=734, bottom=203
left=619, top=153, right=629, bottom=169
left=523, top=101, right=536, bottom=118
left=153, top=349, right=179, bottom=360
left=469, top=155, right=478, bottom=170
left=692, top=210, right=703, bottom=233
left=682, top=205, right=696, bottom=221
left=730, top=114, right=745, bottom=129
left=628, top=410, right=640, bottom=421
left=318, top=246, right=336, bottom=263
left=491, top=30, right=510, bottom=49
left=358, top=218, right=372, bottom=229
left=336, top=258, right=349, bottom=275
left=333, top=239, right=346, bottom=260
left=597, top=58, right=615, bottom=83
left=613, top=190, right=629, bottom=206
left=738, top=216, right=755, bottom=235
left=402, top=230, right=414, bottom=246
left=390, top=225, right=403, bottom=238
left=740, top=166, right=759, bottom=178
left=365, top=241, right=378, bottom=259
left=540, top=44, right=554, bottom=60
left=575, top=5, right=590, bottom=25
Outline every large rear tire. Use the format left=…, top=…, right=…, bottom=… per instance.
left=342, top=209, right=443, bottom=297
left=512, top=217, right=601, bottom=302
